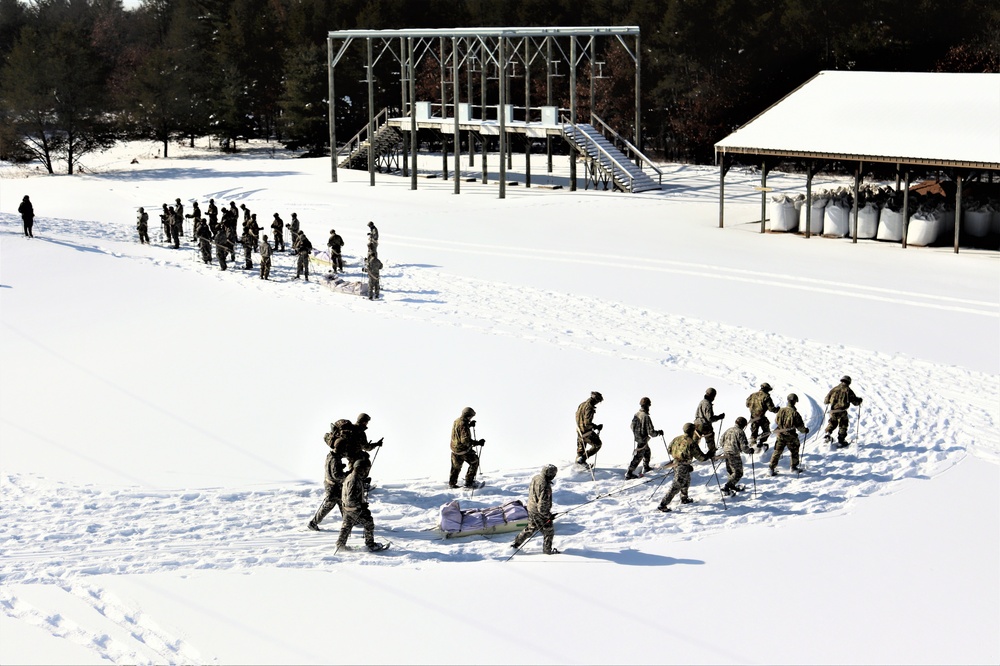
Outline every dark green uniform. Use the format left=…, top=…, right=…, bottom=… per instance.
left=336, top=460, right=378, bottom=549
left=658, top=431, right=700, bottom=510
left=511, top=465, right=558, bottom=554
left=575, top=393, right=603, bottom=464
left=824, top=381, right=862, bottom=444
left=770, top=405, right=808, bottom=473
left=746, top=389, right=778, bottom=446
left=449, top=409, right=483, bottom=488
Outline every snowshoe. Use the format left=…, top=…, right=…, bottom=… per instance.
left=624, top=471, right=640, bottom=480
left=823, top=434, right=833, bottom=444
left=769, top=468, right=779, bottom=476
left=544, top=548, right=560, bottom=555
left=680, top=497, right=694, bottom=504
left=657, top=505, right=672, bottom=513
left=307, top=521, right=320, bottom=531
left=463, top=480, right=485, bottom=490
left=367, top=541, right=390, bottom=553
left=836, top=441, right=851, bottom=449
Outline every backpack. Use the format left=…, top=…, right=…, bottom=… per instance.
left=324, top=419, right=353, bottom=448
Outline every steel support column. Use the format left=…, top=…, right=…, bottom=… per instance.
left=453, top=36, right=460, bottom=194
left=328, top=36, right=337, bottom=183
left=367, top=37, right=375, bottom=187
left=409, top=37, right=417, bottom=191
left=954, top=172, right=963, bottom=254
left=499, top=37, right=507, bottom=199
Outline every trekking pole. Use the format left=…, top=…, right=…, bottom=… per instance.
left=750, top=449, right=757, bottom=499
left=647, top=463, right=674, bottom=501
left=709, top=455, right=728, bottom=509
left=365, top=446, right=382, bottom=502
left=855, top=403, right=862, bottom=451
left=470, top=439, right=484, bottom=500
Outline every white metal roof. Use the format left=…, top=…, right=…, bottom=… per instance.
left=715, top=70, right=1000, bottom=169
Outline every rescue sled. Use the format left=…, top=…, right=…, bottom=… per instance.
left=438, top=499, right=530, bottom=539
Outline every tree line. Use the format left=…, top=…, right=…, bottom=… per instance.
left=1, top=0, right=996, bottom=174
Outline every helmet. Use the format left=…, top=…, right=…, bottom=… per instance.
left=735, top=416, right=748, bottom=428
left=368, top=221, right=375, bottom=227
left=705, top=387, right=717, bottom=399
left=356, top=413, right=371, bottom=425
left=841, top=375, right=852, bottom=385
left=543, top=464, right=557, bottom=480
left=682, top=422, right=696, bottom=436
left=138, top=207, right=144, bottom=212
left=175, top=198, right=181, bottom=203
left=350, top=457, right=371, bottom=472
left=787, top=393, right=798, bottom=404
left=639, top=397, right=651, bottom=409
left=590, top=391, right=603, bottom=403
left=330, top=229, right=336, bottom=234
left=291, top=212, right=298, bottom=218
left=461, top=407, right=476, bottom=419
left=760, top=382, right=772, bottom=392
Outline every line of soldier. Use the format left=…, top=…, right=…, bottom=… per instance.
left=314, top=376, right=861, bottom=554
left=136, top=201, right=380, bottom=289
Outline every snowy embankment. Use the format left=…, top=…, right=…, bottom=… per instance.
left=1, top=141, right=998, bottom=664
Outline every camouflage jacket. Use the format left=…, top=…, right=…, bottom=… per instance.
left=824, top=383, right=861, bottom=412
left=323, top=450, right=346, bottom=487
left=450, top=416, right=475, bottom=454
left=260, top=240, right=272, bottom=258
left=526, top=470, right=553, bottom=516
left=746, top=390, right=778, bottom=418
left=720, top=425, right=752, bottom=455
left=576, top=399, right=598, bottom=437
left=775, top=406, right=807, bottom=440
left=367, top=256, right=383, bottom=278
left=669, top=434, right=696, bottom=464
left=631, top=409, right=657, bottom=444
left=328, top=234, right=344, bottom=252
left=694, top=398, right=719, bottom=432
left=341, top=468, right=367, bottom=509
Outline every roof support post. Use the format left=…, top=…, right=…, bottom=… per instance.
left=453, top=36, right=460, bottom=194
left=851, top=163, right=861, bottom=243
left=467, top=47, right=474, bottom=167
left=901, top=170, right=910, bottom=248
left=546, top=36, right=554, bottom=174
left=805, top=161, right=814, bottom=238
left=367, top=37, right=375, bottom=187
left=499, top=36, right=507, bottom=199
left=408, top=37, right=417, bottom=191
left=718, top=155, right=731, bottom=228
left=759, top=159, right=770, bottom=234
left=401, top=37, right=408, bottom=178
left=440, top=37, right=448, bottom=180
left=524, top=38, right=531, bottom=188
left=589, top=38, right=595, bottom=124
left=569, top=37, right=577, bottom=192
left=328, top=35, right=337, bottom=183
left=481, top=52, right=488, bottom=184
left=954, top=171, right=963, bottom=254
left=634, top=33, right=641, bottom=158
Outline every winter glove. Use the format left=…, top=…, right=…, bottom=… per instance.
left=596, top=423, right=604, bottom=432
left=374, top=437, right=384, bottom=447
left=655, top=430, right=664, bottom=437
left=803, top=428, right=809, bottom=435
left=858, top=398, right=863, bottom=404
left=469, top=420, right=476, bottom=428
left=759, top=444, right=769, bottom=454
left=717, top=413, right=726, bottom=421
left=477, top=439, right=486, bottom=446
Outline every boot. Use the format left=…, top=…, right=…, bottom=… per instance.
left=307, top=520, right=320, bottom=531
left=681, top=497, right=694, bottom=504
left=823, top=434, right=833, bottom=444
left=544, top=548, right=560, bottom=555
left=769, top=468, right=779, bottom=476
left=657, top=505, right=671, bottom=513
left=624, top=470, right=638, bottom=480
left=367, top=542, right=389, bottom=552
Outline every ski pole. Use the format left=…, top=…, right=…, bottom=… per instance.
left=855, top=403, right=862, bottom=451
left=709, top=455, right=728, bottom=509
left=750, top=449, right=757, bottom=499
left=365, top=445, right=381, bottom=502
left=470, top=441, right=484, bottom=499
left=647, top=463, right=674, bottom=501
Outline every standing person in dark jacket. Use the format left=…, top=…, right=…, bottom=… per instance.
left=626, top=397, right=664, bottom=479
left=18, top=196, right=34, bottom=237
left=511, top=464, right=559, bottom=555
left=336, top=457, right=389, bottom=552
left=327, top=229, right=344, bottom=273
left=294, top=230, right=312, bottom=280
left=214, top=225, right=231, bottom=271
left=196, top=219, right=213, bottom=264
left=366, top=245, right=383, bottom=299
left=240, top=222, right=254, bottom=270
left=259, top=234, right=272, bottom=280
left=271, top=213, right=285, bottom=252
left=449, top=407, right=485, bottom=489
left=136, top=207, right=149, bottom=244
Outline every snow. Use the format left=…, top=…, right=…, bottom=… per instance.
left=1, top=140, right=998, bottom=664
left=715, top=71, right=1000, bottom=167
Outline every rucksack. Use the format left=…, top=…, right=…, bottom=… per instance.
left=324, top=419, right=353, bottom=447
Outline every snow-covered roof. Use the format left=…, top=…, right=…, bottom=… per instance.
left=715, top=71, right=1000, bottom=169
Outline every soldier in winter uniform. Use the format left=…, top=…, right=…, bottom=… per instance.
left=240, top=222, right=254, bottom=270
left=214, top=224, right=231, bottom=271
left=18, top=195, right=34, bottom=237
left=720, top=417, right=754, bottom=495
left=335, top=457, right=388, bottom=552
left=657, top=423, right=704, bottom=512
left=366, top=245, right=383, bottom=300
left=694, top=388, right=725, bottom=457
left=173, top=198, right=184, bottom=237
left=449, top=407, right=486, bottom=489
left=259, top=234, right=272, bottom=280
left=286, top=213, right=301, bottom=254
left=184, top=201, right=201, bottom=241
left=294, top=230, right=312, bottom=280
left=327, top=229, right=344, bottom=273
left=168, top=205, right=181, bottom=248
left=338, top=413, right=383, bottom=466
left=511, top=464, right=559, bottom=555
left=746, top=382, right=779, bottom=447
left=207, top=199, right=218, bottom=228
left=248, top=214, right=260, bottom=252
left=196, top=218, right=213, bottom=264
left=308, top=423, right=350, bottom=531
left=364, top=221, right=379, bottom=273
left=575, top=391, right=604, bottom=465
left=770, top=393, right=809, bottom=475
left=160, top=203, right=171, bottom=241
left=136, top=207, right=149, bottom=244
left=271, top=213, right=285, bottom=252
left=824, top=375, right=863, bottom=447
left=626, top=397, right=664, bottom=479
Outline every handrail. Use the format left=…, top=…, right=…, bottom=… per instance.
left=591, top=113, right=663, bottom=184
left=561, top=114, right=636, bottom=191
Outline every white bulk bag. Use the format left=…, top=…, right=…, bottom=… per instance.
left=805, top=199, right=826, bottom=234
left=823, top=203, right=850, bottom=237
left=850, top=202, right=880, bottom=239
left=964, top=209, right=991, bottom=237
left=768, top=196, right=800, bottom=232
left=877, top=209, right=905, bottom=242
left=906, top=210, right=943, bottom=246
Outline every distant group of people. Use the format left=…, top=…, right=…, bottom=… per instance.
left=312, top=377, right=863, bottom=555
left=135, top=200, right=384, bottom=297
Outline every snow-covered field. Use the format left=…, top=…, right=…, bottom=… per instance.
left=1, top=141, right=998, bottom=664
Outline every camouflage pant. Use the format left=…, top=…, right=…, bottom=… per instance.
left=449, top=449, right=480, bottom=486
left=512, top=510, right=555, bottom=553
left=337, top=505, right=375, bottom=548
left=368, top=275, right=380, bottom=299
left=170, top=225, right=180, bottom=248
left=260, top=256, right=271, bottom=280
left=296, top=252, right=309, bottom=279
left=826, top=410, right=850, bottom=442
left=658, top=463, right=692, bottom=508
left=723, top=450, right=744, bottom=489
left=750, top=416, right=771, bottom=445
left=243, top=243, right=253, bottom=269
left=216, top=246, right=228, bottom=271
left=199, top=239, right=212, bottom=264
left=627, top=442, right=652, bottom=474
left=311, top=482, right=343, bottom=526
left=332, top=252, right=343, bottom=272
left=769, top=437, right=800, bottom=471
left=273, top=231, right=284, bottom=252
left=138, top=228, right=149, bottom=244
left=696, top=424, right=717, bottom=456
left=576, top=432, right=602, bottom=461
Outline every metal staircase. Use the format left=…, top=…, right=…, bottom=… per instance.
left=337, top=108, right=403, bottom=172
left=562, top=114, right=662, bottom=193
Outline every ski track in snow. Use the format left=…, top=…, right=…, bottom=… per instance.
left=2, top=210, right=998, bottom=595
